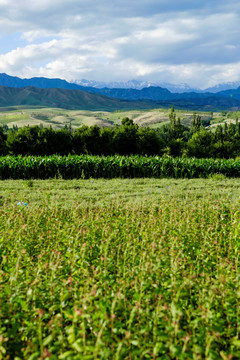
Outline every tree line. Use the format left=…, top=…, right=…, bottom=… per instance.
left=1, top=107, right=240, bottom=158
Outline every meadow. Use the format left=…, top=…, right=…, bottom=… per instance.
left=0, top=178, right=240, bottom=359
left=0, top=106, right=220, bottom=130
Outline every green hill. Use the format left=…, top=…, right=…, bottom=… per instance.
left=1, top=85, right=240, bottom=112
left=0, top=85, right=159, bottom=111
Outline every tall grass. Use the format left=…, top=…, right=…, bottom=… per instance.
left=0, top=191, right=239, bottom=359
left=1, top=155, right=240, bottom=179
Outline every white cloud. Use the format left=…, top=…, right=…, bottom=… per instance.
left=0, top=0, right=240, bottom=87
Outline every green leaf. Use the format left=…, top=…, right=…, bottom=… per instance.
left=43, top=334, right=54, bottom=347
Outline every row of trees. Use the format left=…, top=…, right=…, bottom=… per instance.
left=0, top=118, right=161, bottom=156
left=1, top=108, right=240, bottom=158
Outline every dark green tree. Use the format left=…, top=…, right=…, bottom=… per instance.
left=187, top=128, right=213, bottom=158
left=137, top=127, right=164, bottom=155
left=121, top=117, right=134, bottom=126
left=72, top=125, right=101, bottom=155
left=113, top=119, right=139, bottom=155
left=191, top=113, right=201, bottom=134
left=167, top=138, right=185, bottom=157
left=99, top=128, right=115, bottom=155
left=0, top=127, right=7, bottom=155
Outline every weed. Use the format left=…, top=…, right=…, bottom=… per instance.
left=208, top=173, right=227, bottom=180
left=0, top=179, right=240, bottom=358
left=25, top=179, right=34, bottom=188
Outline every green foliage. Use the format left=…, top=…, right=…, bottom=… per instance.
left=191, top=112, right=202, bottom=133
left=169, top=105, right=176, bottom=129
left=113, top=121, right=139, bottom=155
left=0, top=179, right=240, bottom=358
left=187, top=128, right=213, bottom=158
left=167, top=138, right=185, bottom=157
left=121, top=117, right=134, bottom=126
left=0, top=127, right=7, bottom=155
left=73, top=125, right=101, bottom=155
left=137, top=127, right=164, bottom=155
left=2, top=111, right=240, bottom=158
left=1, top=155, right=240, bottom=179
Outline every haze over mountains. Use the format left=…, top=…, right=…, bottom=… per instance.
left=1, top=73, right=240, bottom=111
left=74, top=79, right=240, bottom=94
left=73, top=79, right=199, bottom=93
left=2, top=73, right=240, bottom=94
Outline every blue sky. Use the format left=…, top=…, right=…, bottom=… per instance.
left=0, top=0, right=240, bottom=88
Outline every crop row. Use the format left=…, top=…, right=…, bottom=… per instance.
left=0, top=155, right=240, bottom=179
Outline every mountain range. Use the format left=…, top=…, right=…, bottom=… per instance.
left=1, top=73, right=240, bottom=111
left=73, top=79, right=199, bottom=93
left=0, top=85, right=160, bottom=111
left=73, top=78, right=240, bottom=93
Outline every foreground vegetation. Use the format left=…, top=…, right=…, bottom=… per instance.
left=0, top=178, right=240, bottom=359
left=1, top=155, right=240, bottom=179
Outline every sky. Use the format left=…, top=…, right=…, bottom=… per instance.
left=0, top=0, right=240, bottom=89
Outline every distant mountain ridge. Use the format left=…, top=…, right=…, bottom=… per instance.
left=74, top=78, right=240, bottom=94
left=205, top=81, right=240, bottom=93
left=0, top=73, right=82, bottom=91
left=73, top=78, right=199, bottom=93
left=0, top=85, right=239, bottom=111
left=1, top=73, right=240, bottom=111
left=1, top=73, right=240, bottom=101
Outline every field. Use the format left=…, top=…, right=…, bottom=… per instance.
left=0, top=106, right=226, bottom=130
left=0, top=178, right=240, bottom=359
left=1, top=155, right=240, bottom=180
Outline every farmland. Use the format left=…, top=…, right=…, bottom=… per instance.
left=0, top=178, right=240, bottom=359
left=0, top=106, right=227, bottom=130
left=1, top=155, right=240, bottom=180
left=0, top=107, right=188, bottom=129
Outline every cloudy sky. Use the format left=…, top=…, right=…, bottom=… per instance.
left=0, top=0, right=240, bottom=88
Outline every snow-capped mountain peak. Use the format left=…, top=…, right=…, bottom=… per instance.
left=72, top=79, right=200, bottom=93
left=205, top=81, right=240, bottom=93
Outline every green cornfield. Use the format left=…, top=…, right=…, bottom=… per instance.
left=1, top=155, right=240, bottom=179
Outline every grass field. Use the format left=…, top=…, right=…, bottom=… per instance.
left=0, top=178, right=240, bottom=359
left=0, top=106, right=217, bottom=130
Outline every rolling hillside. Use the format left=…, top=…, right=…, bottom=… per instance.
left=0, top=83, right=240, bottom=112
left=0, top=85, right=158, bottom=111
left=0, top=105, right=229, bottom=131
